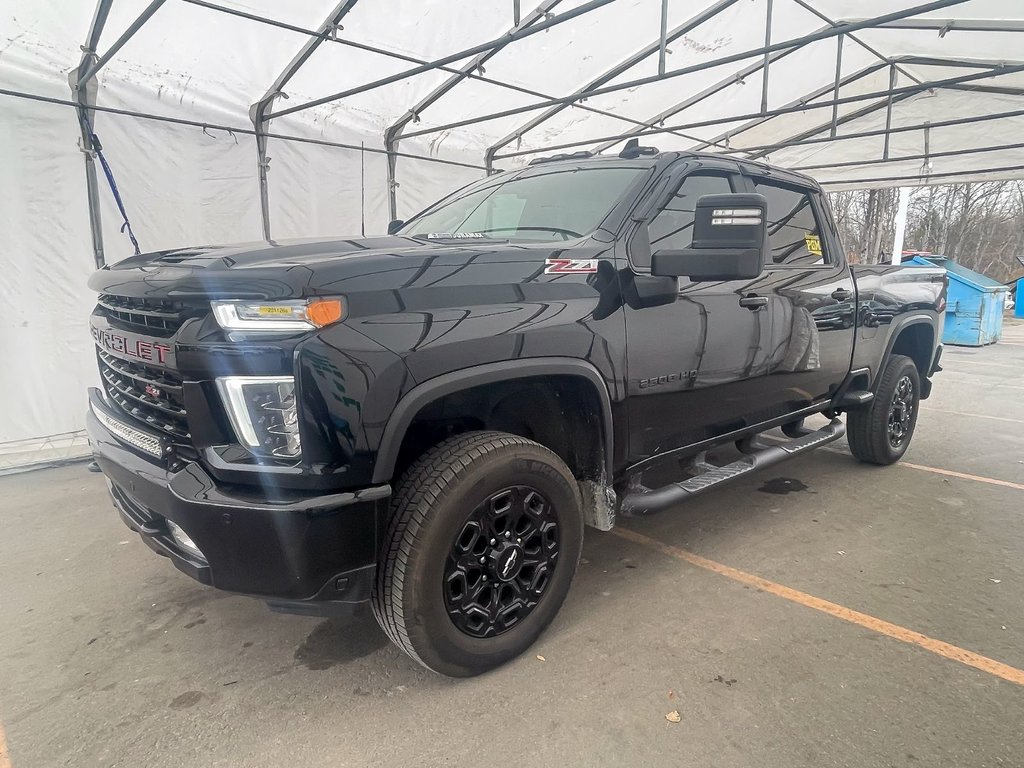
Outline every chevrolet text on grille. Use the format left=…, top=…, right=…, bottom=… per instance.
left=91, top=327, right=171, bottom=365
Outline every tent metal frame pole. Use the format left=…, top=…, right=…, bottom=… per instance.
left=78, top=0, right=167, bottom=85
left=830, top=34, right=844, bottom=137
left=944, top=83, right=1024, bottom=96
left=846, top=18, right=1024, bottom=33
left=384, top=0, right=561, bottom=220
left=0, top=88, right=489, bottom=171
left=484, top=0, right=742, bottom=170
left=182, top=0, right=645, bottom=116
left=405, top=0, right=968, bottom=145
left=789, top=0, right=922, bottom=87
left=923, top=122, right=931, bottom=174
left=658, top=0, right=670, bottom=76
left=590, top=42, right=806, bottom=154
left=71, top=0, right=115, bottom=269
left=789, top=139, right=1024, bottom=173
left=761, top=0, right=773, bottom=114
left=267, top=0, right=617, bottom=121
left=695, top=61, right=888, bottom=154
left=896, top=55, right=1023, bottom=69
left=719, top=107, right=1024, bottom=157
left=820, top=162, right=1024, bottom=188
left=883, top=63, right=897, bottom=160
left=744, top=89, right=917, bottom=161
left=491, top=61, right=1023, bottom=161
left=250, top=0, right=360, bottom=241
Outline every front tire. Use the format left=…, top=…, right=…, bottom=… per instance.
left=372, top=431, right=584, bottom=677
left=847, top=354, right=921, bottom=465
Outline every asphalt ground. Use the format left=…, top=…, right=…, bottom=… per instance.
left=2, top=318, right=1022, bottom=768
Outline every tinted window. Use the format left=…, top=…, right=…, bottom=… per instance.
left=753, top=179, right=830, bottom=266
left=402, top=166, right=645, bottom=242
left=648, top=173, right=733, bottom=253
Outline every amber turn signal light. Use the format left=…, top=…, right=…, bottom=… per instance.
left=306, top=298, right=344, bottom=327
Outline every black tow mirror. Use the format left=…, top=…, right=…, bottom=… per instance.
left=652, top=193, right=767, bottom=281
left=387, top=219, right=405, bottom=235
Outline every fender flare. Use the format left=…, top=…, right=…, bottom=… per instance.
left=371, top=357, right=615, bottom=484
left=875, top=313, right=937, bottom=387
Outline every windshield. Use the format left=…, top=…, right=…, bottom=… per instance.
left=401, top=166, right=646, bottom=242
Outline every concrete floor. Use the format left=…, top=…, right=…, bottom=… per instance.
left=2, top=320, right=1023, bottom=768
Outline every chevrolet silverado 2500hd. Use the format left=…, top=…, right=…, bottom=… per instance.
left=87, top=146, right=945, bottom=676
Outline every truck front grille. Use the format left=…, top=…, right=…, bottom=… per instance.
left=97, top=294, right=193, bottom=335
left=97, top=349, right=190, bottom=443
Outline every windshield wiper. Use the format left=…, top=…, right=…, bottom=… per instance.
left=411, top=232, right=504, bottom=241
left=473, top=226, right=583, bottom=241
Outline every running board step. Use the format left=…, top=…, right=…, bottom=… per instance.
left=621, top=418, right=846, bottom=516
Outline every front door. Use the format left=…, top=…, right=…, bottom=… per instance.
left=623, top=166, right=776, bottom=465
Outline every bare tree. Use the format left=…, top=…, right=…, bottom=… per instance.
left=829, top=181, right=1024, bottom=281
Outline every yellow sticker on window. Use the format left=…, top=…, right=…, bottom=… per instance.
left=804, top=234, right=822, bottom=256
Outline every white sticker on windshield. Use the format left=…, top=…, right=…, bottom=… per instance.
left=545, top=258, right=599, bottom=274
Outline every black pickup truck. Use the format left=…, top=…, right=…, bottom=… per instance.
left=87, top=145, right=945, bottom=676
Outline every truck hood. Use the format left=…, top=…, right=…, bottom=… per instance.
left=88, top=236, right=588, bottom=301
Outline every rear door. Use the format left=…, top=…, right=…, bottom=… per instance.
left=743, top=173, right=856, bottom=418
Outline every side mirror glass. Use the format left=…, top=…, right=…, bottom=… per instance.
left=651, top=193, right=767, bottom=281
left=387, top=219, right=405, bottom=235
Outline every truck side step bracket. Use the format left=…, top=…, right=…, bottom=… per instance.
left=621, top=418, right=846, bottom=516
left=835, top=390, right=874, bottom=409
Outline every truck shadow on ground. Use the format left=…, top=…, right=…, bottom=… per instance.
left=294, top=611, right=390, bottom=670
left=287, top=463, right=823, bottom=676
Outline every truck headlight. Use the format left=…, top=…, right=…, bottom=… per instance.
left=216, top=376, right=301, bottom=458
left=211, top=299, right=343, bottom=336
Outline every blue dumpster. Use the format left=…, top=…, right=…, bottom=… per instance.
left=909, top=256, right=1007, bottom=346
left=1016, top=277, right=1024, bottom=319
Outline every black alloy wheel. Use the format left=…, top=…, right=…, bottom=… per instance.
left=444, top=486, right=560, bottom=638
left=847, top=354, right=921, bottom=465
left=887, top=374, right=916, bottom=449
left=372, top=431, right=584, bottom=677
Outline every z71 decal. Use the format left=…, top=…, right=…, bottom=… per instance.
left=544, top=258, right=599, bottom=274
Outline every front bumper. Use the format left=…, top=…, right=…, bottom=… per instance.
left=87, top=390, right=389, bottom=609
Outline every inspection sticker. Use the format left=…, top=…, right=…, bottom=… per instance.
left=545, top=258, right=598, bottom=274
left=804, top=233, right=822, bottom=256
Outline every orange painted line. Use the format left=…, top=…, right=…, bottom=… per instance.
left=900, top=462, right=1024, bottom=492
left=612, top=527, right=1024, bottom=688
left=0, top=719, right=10, bottom=768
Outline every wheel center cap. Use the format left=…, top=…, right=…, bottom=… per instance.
left=490, top=542, right=524, bottom=582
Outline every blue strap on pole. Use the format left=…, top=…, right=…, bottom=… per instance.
left=82, top=114, right=141, bottom=255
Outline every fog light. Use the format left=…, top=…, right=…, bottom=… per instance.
left=166, top=519, right=205, bottom=561
left=216, top=376, right=301, bottom=458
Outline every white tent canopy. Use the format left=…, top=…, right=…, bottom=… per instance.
left=1, top=0, right=1022, bottom=467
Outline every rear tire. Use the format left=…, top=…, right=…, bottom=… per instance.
left=847, top=354, right=920, bottom=465
left=372, top=431, right=583, bottom=677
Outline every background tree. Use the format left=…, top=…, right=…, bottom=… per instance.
left=828, top=181, right=1024, bottom=281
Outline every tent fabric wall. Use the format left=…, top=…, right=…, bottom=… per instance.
left=1, top=0, right=1023, bottom=467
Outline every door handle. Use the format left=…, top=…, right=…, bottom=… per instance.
left=831, top=288, right=853, bottom=301
left=738, top=295, right=768, bottom=310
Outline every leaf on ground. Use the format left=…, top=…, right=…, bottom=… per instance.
left=665, top=710, right=681, bottom=724
left=536, top=654, right=546, bottom=662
